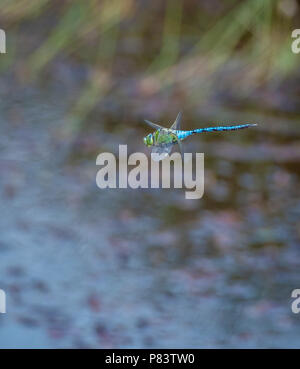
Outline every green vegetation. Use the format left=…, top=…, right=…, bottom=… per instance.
left=1, top=0, right=298, bottom=130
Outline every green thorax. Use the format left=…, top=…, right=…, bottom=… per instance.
left=153, top=129, right=178, bottom=145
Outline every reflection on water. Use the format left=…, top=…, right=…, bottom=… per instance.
left=0, top=84, right=300, bottom=348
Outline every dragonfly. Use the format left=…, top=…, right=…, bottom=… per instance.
left=143, top=112, right=257, bottom=160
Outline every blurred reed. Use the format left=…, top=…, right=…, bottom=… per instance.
left=0, top=0, right=298, bottom=131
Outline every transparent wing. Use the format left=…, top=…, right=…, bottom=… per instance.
left=151, top=126, right=185, bottom=161
left=170, top=111, right=182, bottom=130
left=151, top=143, right=174, bottom=161
left=150, top=130, right=173, bottom=161
left=144, top=119, right=164, bottom=131
left=172, top=112, right=184, bottom=157
left=177, top=139, right=184, bottom=157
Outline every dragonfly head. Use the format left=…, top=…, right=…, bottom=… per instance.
left=143, top=133, right=154, bottom=147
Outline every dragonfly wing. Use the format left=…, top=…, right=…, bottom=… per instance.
left=170, top=111, right=182, bottom=130
left=177, top=139, right=184, bottom=157
left=152, top=128, right=183, bottom=161
left=144, top=119, right=164, bottom=131
left=169, top=118, right=184, bottom=157
left=151, top=143, right=173, bottom=161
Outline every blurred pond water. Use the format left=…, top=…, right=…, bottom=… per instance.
left=0, top=77, right=300, bottom=348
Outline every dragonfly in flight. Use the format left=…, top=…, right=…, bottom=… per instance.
left=143, top=112, right=257, bottom=160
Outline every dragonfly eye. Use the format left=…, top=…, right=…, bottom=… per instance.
left=144, top=134, right=153, bottom=147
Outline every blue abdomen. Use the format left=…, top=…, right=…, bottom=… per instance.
left=176, top=124, right=256, bottom=141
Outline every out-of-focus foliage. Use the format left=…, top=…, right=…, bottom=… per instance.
left=0, top=0, right=299, bottom=128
